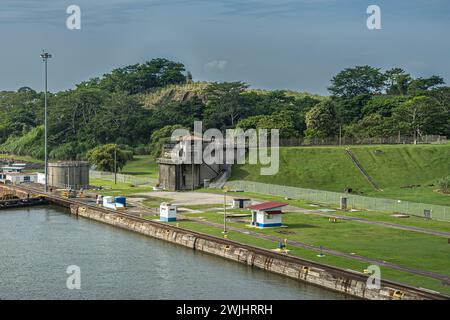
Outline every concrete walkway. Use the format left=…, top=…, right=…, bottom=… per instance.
left=136, top=191, right=232, bottom=206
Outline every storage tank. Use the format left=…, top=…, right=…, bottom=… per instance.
left=48, top=161, right=90, bottom=189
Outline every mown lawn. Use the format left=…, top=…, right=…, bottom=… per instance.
left=197, top=188, right=319, bottom=209
left=230, top=144, right=450, bottom=206
left=231, top=146, right=372, bottom=192
left=166, top=219, right=450, bottom=296
left=182, top=210, right=450, bottom=279
left=121, top=155, right=158, bottom=179
left=142, top=197, right=173, bottom=208
left=87, top=178, right=154, bottom=196
left=352, top=145, right=450, bottom=206
left=196, top=189, right=450, bottom=233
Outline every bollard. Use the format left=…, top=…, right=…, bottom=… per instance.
left=340, top=197, right=348, bottom=211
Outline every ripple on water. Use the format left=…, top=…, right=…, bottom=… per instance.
left=0, top=206, right=351, bottom=300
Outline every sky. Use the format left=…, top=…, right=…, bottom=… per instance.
left=0, top=0, right=449, bottom=95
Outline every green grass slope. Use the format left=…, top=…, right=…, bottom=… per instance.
left=230, top=144, right=450, bottom=205
left=121, top=155, right=158, bottom=179
left=351, top=145, right=450, bottom=204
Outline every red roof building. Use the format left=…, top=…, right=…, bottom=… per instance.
left=247, top=202, right=289, bottom=211
left=248, top=201, right=288, bottom=228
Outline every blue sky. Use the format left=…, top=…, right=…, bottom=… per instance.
left=0, top=0, right=449, bottom=95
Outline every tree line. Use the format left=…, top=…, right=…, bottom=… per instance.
left=1, top=59, right=449, bottom=164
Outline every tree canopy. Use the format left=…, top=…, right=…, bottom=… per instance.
left=1, top=59, right=449, bottom=162
left=86, top=144, right=132, bottom=172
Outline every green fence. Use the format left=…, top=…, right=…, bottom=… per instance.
left=225, top=180, right=450, bottom=222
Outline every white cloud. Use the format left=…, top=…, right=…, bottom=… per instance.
left=204, top=60, right=228, bottom=71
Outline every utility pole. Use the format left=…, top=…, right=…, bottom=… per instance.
left=114, top=145, right=117, bottom=185
left=223, top=187, right=228, bottom=234
left=41, top=51, right=52, bottom=192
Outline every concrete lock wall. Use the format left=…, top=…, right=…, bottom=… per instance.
left=48, top=161, right=89, bottom=189
left=0, top=185, right=30, bottom=198
left=158, top=163, right=175, bottom=190
left=68, top=203, right=441, bottom=300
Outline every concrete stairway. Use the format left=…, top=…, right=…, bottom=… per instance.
left=345, top=148, right=382, bottom=191
left=209, top=165, right=232, bottom=189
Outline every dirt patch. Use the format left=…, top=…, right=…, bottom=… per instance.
left=135, top=191, right=233, bottom=206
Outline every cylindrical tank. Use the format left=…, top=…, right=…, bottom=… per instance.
left=48, top=161, right=90, bottom=190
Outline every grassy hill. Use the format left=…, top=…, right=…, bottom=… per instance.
left=140, top=82, right=326, bottom=109
left=141, top=82, right=209, bottom=109
left=230, top=144, right=450, bottom=205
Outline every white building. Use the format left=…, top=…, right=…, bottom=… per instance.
left=1, top=172, right=37, bottom=184
left=232, top=198, right=252, bottom=209
left=102, top=196, right=126, bottom=210
left=160, top=203, right=177, bottom=222
left=37, top=173, right=46, bottom=185
left=248, top=201, right=288, bottom=228
left=1, top=166, right=24, bottom=173
left=103, top=196, right=116, bottom=209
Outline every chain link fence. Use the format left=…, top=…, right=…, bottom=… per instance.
left=279, top=135, right=447, bottom=147
left=225, top=180, right=450, bottom=222
left=90, top=170, right=157, bottom=186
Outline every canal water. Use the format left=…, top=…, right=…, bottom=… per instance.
left=0, top=206, right=349, bottom=300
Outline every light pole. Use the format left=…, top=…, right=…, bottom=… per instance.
left=114, top=145, right=117, bottom=185
left=41, top=51, right=52, bottom=192
left=223, top=187, right=229, bottom=234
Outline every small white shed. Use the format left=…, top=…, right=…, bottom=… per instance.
left=248, top=201, right=289, bottom=228
left=103, top=196, right=116, bottom=209
left=160, top=203, right=177, bottom=222
left=3, top=172, right=37, bottom=184
left=232, top=198, right=252, bottom=209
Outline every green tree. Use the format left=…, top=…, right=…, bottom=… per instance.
left=344, top=114, right=404, bottom=138
left=237, top=110, right=301, bottom=139
left=362, top=95, right=410, bottom=118
left=384, top=68, right=411, bottom=95
left=328, top=66, right=385, bottom=97
left=408, top=76, right=445, bottom=96
left=304, top=101, right=339, bottom=138
left=204, top=82, right=250, bottom=129
left=0, top=89, right=41, bottom=143
left=393, top=96, right=446, bottom=143
left=333, top=94, right=371, bottom=124
left=86, top=144, right=131, bottom=172
left=149, top=97, right=204, bottom=130
left=149, top=124, right=186, bottom=157
left=426, top=87, right=450, bottom=137
left=96, top=58, right=186, bottom=94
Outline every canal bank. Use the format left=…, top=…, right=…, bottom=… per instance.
left=1, top=184, right=447, bottom=300
left=1, top=206, right=349, bottom=300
